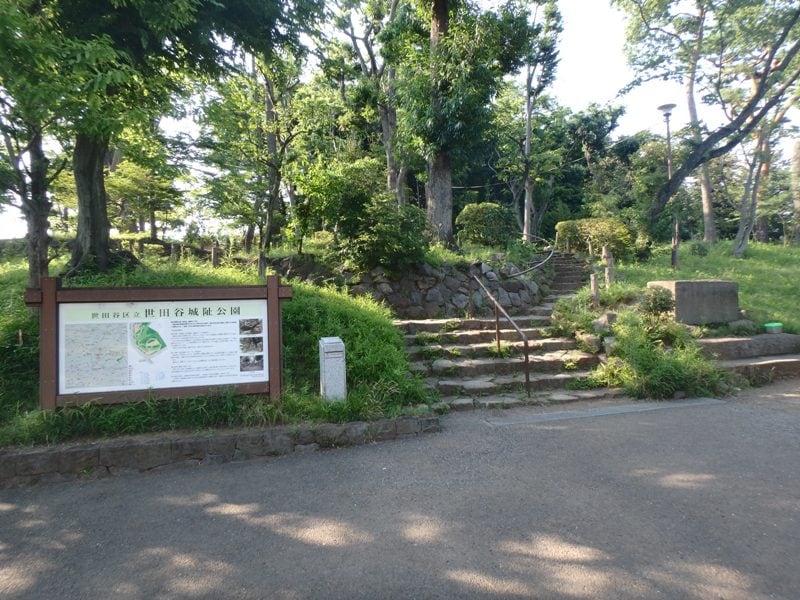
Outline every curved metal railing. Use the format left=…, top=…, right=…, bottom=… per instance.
left=507, top=234, right=556, bottom=279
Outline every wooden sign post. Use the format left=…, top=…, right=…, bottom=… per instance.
left=24, top=276, right=291, bottom=410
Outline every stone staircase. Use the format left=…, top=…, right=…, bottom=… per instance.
left=396, top=253, right=800, bottom=410
left=698, top=333, right=800, bottom=382
left=396, top=253, right=627, bottom=410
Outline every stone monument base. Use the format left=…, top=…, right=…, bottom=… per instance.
left=647, top=280, right=740, bottom=325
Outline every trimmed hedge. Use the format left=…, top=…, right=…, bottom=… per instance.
left=455, top=202, right=515, bottom=247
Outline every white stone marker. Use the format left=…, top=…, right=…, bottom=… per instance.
left=319, top=337, right=346, bottom=401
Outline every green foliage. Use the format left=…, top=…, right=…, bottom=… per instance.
left=296, top=158, right=428, bottom=271
left=555, top=217, right=634, bottom=258
left=0, top=258, right=39, bottom=425
left=690, top=241, right=709, bottom=256
left=590, top=312, right=728, bottom=399
left=455, top=202, right=514, bottom=246
left=639, top=286, right=674, bottom=318
left=551, top=276, right=726, bottom=399
left=344, top=201, right=429, bottom=272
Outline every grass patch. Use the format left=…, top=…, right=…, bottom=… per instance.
left=550, top=272, right=730, bottom=399
left=0, top=255, right=430, bottom=447
left=617, top=241, right=800, bottom=334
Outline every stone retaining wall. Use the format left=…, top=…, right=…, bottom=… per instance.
left=349, top=261, right=551, bottom=319
left=0, top=415, right=440, bottom=487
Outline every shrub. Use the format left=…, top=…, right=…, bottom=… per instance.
left=690, top=241, right=709, bottom=256
left=555, top=218, right=634, bottom=259
left=455, top=202, right=515, bottom=247
left=596, top=311, right=728, bottom=399
left=640, top=286, right=674, bottom=318
left=343, top=200, right=429, bottom=271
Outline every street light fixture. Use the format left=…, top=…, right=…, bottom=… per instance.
left=658, top=103, right=679, bottom=269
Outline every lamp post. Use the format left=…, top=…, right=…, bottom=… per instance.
left=658, top=103, right=678, bottom=269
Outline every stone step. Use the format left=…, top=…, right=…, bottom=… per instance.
left=406, top=337, right=578, bottom=360
left=551, top=284, right=586, bottom=293
left=405, top=327, right=551, bottom=346
left=396, top=315, right=551, bottom=334
left=417, top=350, right=599, bottom=377
left=442, top=387, right=628, bottom=411
left=432, top=370, right=596, bottom=397
left=717, top=354, right=800, bottom=381
left=699, top=334, right=800, bottom=361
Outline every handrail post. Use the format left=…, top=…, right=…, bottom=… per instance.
left=523, top=339, right=531, bottom=398
left=494, top=303, right=501, bottom=355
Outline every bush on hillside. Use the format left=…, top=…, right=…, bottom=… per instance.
left=455, top=202, right=515, bottom=247
left=341, top=200, right=429, bottom=272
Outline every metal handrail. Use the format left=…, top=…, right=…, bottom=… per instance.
left=471, top=275, right=531, bottom=397
left=508, top=234, right=556, bottom=278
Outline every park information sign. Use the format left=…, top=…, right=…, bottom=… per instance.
left=25, top=276, right=292, bottom=409
left=58, top=299, right=269, bottom=394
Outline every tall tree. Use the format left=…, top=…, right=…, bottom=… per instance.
left=614, top=0, right=800, bottom=232
left=427, top=0, right=453, bottom=242
left=520, top=0, right=561, bottom=242
left=336, top=0, right=406, bottom=203
left=390, top=0, right=531, bottom=242
left=0, top=1, right=124, bottom=288
left=44, top=0, right=323, bottom=275
left=793, top=139, right=800, bottom=244
left=199, top=49, right=303, bottom=264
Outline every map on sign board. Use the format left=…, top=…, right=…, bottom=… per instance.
left=58, top=299, right=269, bottom=395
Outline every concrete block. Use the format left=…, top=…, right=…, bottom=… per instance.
left=13, top=449, right=57, bottom=476
left=365, top=420, right=396, bottom=441
left=101, top=439, right=173, bottom=470
left=57, top=445, right=101, bottom=475
left=395, top=417, right=420, bottom=436
left=170, top=437, right=209, bottom=462
left=314, top=423, right=348, bottom=447
left=648, top=280, right=739, bottom=325
left=208, top=434, right=237, bottom=460
left=264, top=430, right=294, bottom=455
left=319, top=337, right=347, bottom=402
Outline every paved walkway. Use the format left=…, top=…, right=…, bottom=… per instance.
left=2, top=379, right=799, bottom=599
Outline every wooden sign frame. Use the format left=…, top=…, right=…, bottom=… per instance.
left=24, top=276, right=292, bottom=410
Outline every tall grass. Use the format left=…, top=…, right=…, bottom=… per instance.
left=617, top=241, right=800, bottom=333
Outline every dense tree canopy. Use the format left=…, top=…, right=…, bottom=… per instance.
left=2, top=0, right=799, bottom=286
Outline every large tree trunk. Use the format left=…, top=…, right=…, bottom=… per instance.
left=69, top=133, right=113, bottom=274
left=792, top=139, right=800, bottom=245
left=426, top=0, right=453, bottom=244
left=426, top=151, right=453, bottom=242
left=380, top=101, right=405, bottom=205
left=732, top=133, right=767, bottom=258
left=149, top=206, right=158, bottom=242
left=23, top=130, right=51, bottom=290
left=685, top=9, right=717, bottom=243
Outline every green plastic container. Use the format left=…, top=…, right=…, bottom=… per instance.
left=764, top=322, right=783, bottom=334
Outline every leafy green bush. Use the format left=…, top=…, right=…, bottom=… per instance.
left=343, top=200, right=429, bottom=271
left=690, top=241, right=709, bottom=256
left=590, top=311, right=729, bottom=399
left=555, top=218, right=634, bottom=258
left=640, top=286, right=674, bottom=318
left=282, top=281, right=427, bottom=405
left=455, top=202, right=515, bottom=246
left=551, top=276, right=727, bottom=399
